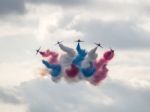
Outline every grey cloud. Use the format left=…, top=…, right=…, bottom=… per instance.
left=16, top=78, right=150, bottom=112
left=101, top=81, right=150, bottom=112
left=0, top=0, right=150, bottom=16
left=0, top=0, right=150, bottom=51
left=27, top=0, right=90, bottom=7
left=71, top=20, right=150, bottom=49
left=0, top=87, right=21, bottom=104
left=0, top=0, right=90, bottom=15
left=0, top=0, right=25, bottom=15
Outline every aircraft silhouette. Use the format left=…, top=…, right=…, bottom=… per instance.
left=110, top=48, right=114, bottom=52
left=36, top=47, right=41, bottom=55
left=56, top=41, right=63, bottom=45
left=94, top=42, right=103, bottom=48
left=75, top=39, right=84, bottom=43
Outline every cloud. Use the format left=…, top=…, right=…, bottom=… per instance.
left=0, top=47, right=149, bottom=112
left=0, top=36, right=40, bottom=62
left=70, top=20, right=150, bottom=49
left=15, top=78, right=150, bottom=112
left=1, top=1, right=150, bottom=49
left=0, top=87, right=21, bottom=104
left=27, top=0, right=90, bottom=7
left=0, top=61, right=39, bottom=86
left=0, top=0, right=25, bottom=15
left=109, top=50, right=150, bottom=81
left=0, top=87, right=27, bottom=112
left=0, top=1, right=150, bottom=112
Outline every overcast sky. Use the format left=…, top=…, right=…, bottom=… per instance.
left=0, top=0, right=150, bottom=112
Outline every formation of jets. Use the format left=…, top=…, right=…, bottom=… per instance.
left=36, top=39, right=113, bottom=55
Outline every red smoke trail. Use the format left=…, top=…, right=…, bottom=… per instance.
left=65, top=64, right=79, bottom=78
left=48, top=51, right=59, bottom=64
left=90, top=49, right=114, bottom=85
left=40, top=49, right=59, bottom=64
left=40, top=50, right=51, bottom=57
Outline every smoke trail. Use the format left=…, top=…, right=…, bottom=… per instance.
left=90, top=49, right=114, bottom=85
left=72, top=43, right=87, bottom=66
left=47, top=51, right=59, bottom=64
left=59, top=44, right=75, bottom=57
left=39, top=49, right=51, bottom=57
left=39, top=68, right=49, bottom=77
left=39, top=49, right=59, bottom=64
left=64, top=64, right=80, bottom=83
left=80, top=47, right=97, bottom=79
left=59, top=43, right=76, bottom=67
left=38, top=43, right=115, bottom=86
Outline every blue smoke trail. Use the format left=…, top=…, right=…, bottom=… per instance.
left=81, top=62, right=96, bottom=77
left=72, top=43, right=87, bottom=66
left=42, top=60, right=61, bottom=77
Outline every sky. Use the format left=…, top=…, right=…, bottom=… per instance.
left=0, top=0, right=150, bottom=112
